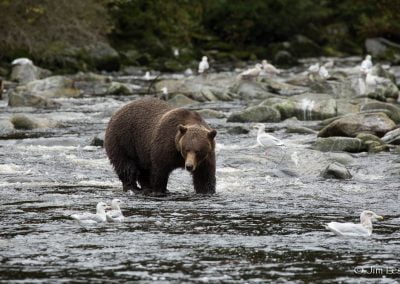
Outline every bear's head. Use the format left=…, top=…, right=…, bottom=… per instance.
left=176, top=124, right=217, bottom=172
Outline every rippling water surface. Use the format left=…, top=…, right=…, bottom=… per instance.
left=0, top=71, right=400, bottom=283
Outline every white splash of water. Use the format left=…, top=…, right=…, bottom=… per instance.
left=300, top=98, right=315, bottom=120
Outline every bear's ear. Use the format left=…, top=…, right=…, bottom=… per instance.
left=178, top=124, right=187, bottom=135
left=208, top=129, right=217, bottom=140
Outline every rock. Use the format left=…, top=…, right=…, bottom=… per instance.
left=286, top=125, right=317, bottom=134
left=107, top=82, right=139, bottom=96
left=8, top=91, right=59, bottom=108
left=168, top=94, right=197, bottom=107
left=365, top=38, right=400, bottom=63
left=10, top=114, right=57, bottom=130
left=356, top=133, right=389, bottom=153
left=381, top=128, right=400, bottom=145
left=227, top=126, right=250, bottom=135
left=263, top=93, right=337, bottom=120
left=314, top=137, right=365, bottom=152
left=260, top=78, right=307, bottom=96
left=227, top=105, right=281, bottom=123
left=0, top=119, right=14, bottom=133
left=274, top=50, right=298, bottom=66
left=230, top=81, right=275, bottom=100
left=360, top=101, right=400, bottom=123
left=90, top=132, right=105, bottom=147
left=81, top=42, right=120, bottom=71
left=10, top=61, right=39, bottom=84
left=321, top=162, right=352, bottom=180
left=290, top=35, right=323, bottom=58
left=327, top=152, right=354, bottom=165
left=197, top=109, right=225, bottom=119
left=318, top=112, right=396, bottom=138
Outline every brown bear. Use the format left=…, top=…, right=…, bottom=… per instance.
left=104, top=98, right=217, bottom=195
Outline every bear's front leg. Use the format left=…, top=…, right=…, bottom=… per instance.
left=192, top=160, right=216, bottom=194
left=150, top=168, right=170, bottom=196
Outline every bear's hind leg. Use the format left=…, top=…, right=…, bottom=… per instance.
left=114, top=159, right=140, bottom=192
left=138, top=170, right=151, bottom=190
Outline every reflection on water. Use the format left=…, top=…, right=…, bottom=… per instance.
left=0, top=73, right=399, bottom=282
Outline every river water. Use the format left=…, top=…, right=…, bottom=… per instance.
left=0, top=68, right=399, bottom=283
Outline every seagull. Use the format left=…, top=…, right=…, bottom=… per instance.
left=106, top=199, right=125, bottom=223
left=198, top=56, right=209, bottom=75
left=237, top=64, right=263, bottom=81
left=360, top=55, right=373, bottom=74
left=11, top=58, right=33, bottom=66
left=326, top=210, right=383, bottom=237
left=253, top=123, right=286, bottom=156
left=71, top=202, right=109, bottom=225
left=323, top=60, right=334, bottom=69
left=365, top=69, right=390, bottom=92
left=318, top=66, right=329, bottom=79
left=307, top=63, right=320, bottom=81
left=261, top=59, right=280, bottom=75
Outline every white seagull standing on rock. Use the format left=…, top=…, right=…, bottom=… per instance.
left=323, top=60, right=334, bottom=69
left=253, top=123, right=286, bottom=156
left=326, top=210, right=383, bottom=237
left=307, top=63, right=320, bottom=81
left=106, top=199, right=125, bottom=223
left=71, top=202, right=109, bottom=225
left=198, top=56, right=209, bottom=75
left=318, top=65, right=329, bottom=79
left=360, top=55, right=373, bottom=74
left=365, top=69, right=390, bottom=93
left=237, top=64, right=263, bottom=81
left=261, top=59, right=281, bottom=76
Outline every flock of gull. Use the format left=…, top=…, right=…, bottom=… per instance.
left=71, top=199, right=124, bottom=225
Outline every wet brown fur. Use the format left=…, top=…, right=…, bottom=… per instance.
left=104, top=98, right=217, bottom=194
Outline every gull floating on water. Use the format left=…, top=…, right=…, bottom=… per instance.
left=261, top=59, right=280, bottom=75
left=198, top=56, right=209, bottom=75
left=71, top=202, right=109, bottom=225
left=237, top=64, right=262, bottom=81
left=326, top=210, right=383, bottom=237
left=106, top=199, right=125, bottom=223
left=360, top=55, right=373, bottom=74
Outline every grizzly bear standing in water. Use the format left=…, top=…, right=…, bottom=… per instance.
left=105, top=98, right=217, bottom=195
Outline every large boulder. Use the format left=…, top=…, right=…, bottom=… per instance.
left=321, top=162, right=352, bottom=180
left=227, top=105, right=281, bottom=123
left=314, top=137, right=365, bottom=152
left=360, top=101, right=400, bottom=123
left=381, top=128, right=400, bottom=145
left=10, top=58, right=52, bottom=84
left=10, top=114, right=58, bottom=130
left=318, top=112, right=396, bottom=138
left=261, top=93, right=337, bottom=120
left=365, top=38, right=400, bottom=63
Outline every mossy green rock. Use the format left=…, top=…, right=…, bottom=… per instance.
left=356, top=133, right=389, bottom=153
left=227, top=105, right=281, bottom=123
left=314, top=137, right=365, bottom=152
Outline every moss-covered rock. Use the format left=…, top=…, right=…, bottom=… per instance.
left=318, top=112, right=396, bottom=138
left=314, top=137, right=365, bottom=152
left=227, top=105, right=281, bottom=123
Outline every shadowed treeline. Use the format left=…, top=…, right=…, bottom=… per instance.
left=0, top=0, right=399, bottom=73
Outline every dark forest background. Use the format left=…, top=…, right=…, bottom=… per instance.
left=0, top=0, right=399, bottom=74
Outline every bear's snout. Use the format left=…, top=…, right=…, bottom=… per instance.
left=185, top=152, right=197, bottom=172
